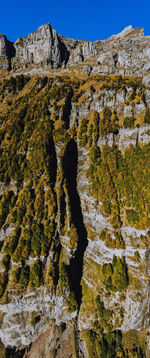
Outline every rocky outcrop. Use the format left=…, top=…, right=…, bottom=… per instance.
left=13, top=23, right=70, bottom=69
left=112, top=25, right=144, bottom=38
left=0, top=35, right=8, bottom=60
left=0, top=35, right=15, bottom=70
left=66, top=41, right=97, bottom=66
left=1, top=23, right=150, bottom=76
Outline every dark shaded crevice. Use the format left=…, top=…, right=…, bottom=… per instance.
left=6, top=41, right=16, bottom=59
left=58, top=36, right=70, bottom=66
left=112, top=129, right=119, bottom=145
left=0, top=343, right=26, bottom=358
left=62, top=139, right=88, bottom=307
left=5, top=39, right=16, bottom=71
left=38, top=77, right=48, bottom=90
left=8, top=59, right=12, bottom=71
left=113, top=53, right=118, bottom=68
left=136, top=125, right=139, bottom=147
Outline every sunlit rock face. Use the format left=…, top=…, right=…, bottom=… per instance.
left=1, top=23, right=150, bottom=76
left=14, top=24, right=65, bottom=68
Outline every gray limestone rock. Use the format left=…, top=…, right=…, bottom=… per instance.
left=0, top=35, right=8, bottom=60
left=0, top=35, right=15, bottom=69
left=14, top=23, right=69, bottom=68
left=1, top=23, right=150, bottom=75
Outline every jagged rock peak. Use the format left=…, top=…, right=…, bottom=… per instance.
left=112, top=25, right=144, bottom=38
left=14, top=22, right=69, bottom=68
left=16, top=22, right=63, bottom=49
left=0, top=34, right=15, bottom=69
left=114, top=25, right=134, bottom=37
left=0, top=22, right=148, bottom=75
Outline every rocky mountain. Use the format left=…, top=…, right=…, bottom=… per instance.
left=0, top=24, right=150, bottom=358
left=1, top=22, right=150, bottom=77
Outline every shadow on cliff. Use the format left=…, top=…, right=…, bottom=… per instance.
left=62, top=139, right=88, bottom=307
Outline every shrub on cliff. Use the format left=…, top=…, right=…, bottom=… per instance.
left=123, top=116, right=136, bottom=128
left=29, top=260, right=43, bottom=288
left=66, top=291, right=77, bottom=312
left=144, top=107, right=150, bottom=123
left=59, top=262, right=69, bottom=289
left=78, top=117, right=88, bottom=146
left=101, top=256, right=128, bottom=292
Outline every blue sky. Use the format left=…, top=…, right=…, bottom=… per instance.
left=1, top=0, right=150, bottom=42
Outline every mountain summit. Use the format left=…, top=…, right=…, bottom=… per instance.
left=0, top=23, right=148, bottom=76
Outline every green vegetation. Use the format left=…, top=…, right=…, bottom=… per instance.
left=84, top=329, right=126, bottom=358
left=123, top=117, right=136, bottom=128
left=100, top=230, right=125, bottom=249
left=87, top=143, right=150, bottom=229
left=96, top=296, right=112, bottom=331
left=133, top=250, right=141, bottom=262
left=69, top=223, right=78, bottom=250
left=84, top=328, right=146, bottom=358
left=126, top=209, right=139, bottom=225
left=78, top=117, right=88, bottom=146
left=83, top=287, right=146, bottom=356
left=0, top=75, right=81, bottom=299
left=122, top=330, right=147, bottom=358
left=100, top=107, right=119, bottom=136
left=19, top=265, right=30, bottom=289
left=29, top=260, right=43, bottom=288
left=0, top=191, right=14, bottom=228
left=0, top=272, right=8, bottom=298
left=87, top=111, right=100, bottom=147
left=58, top=262, right=69, bottom=289
left=78, top=108, right=119, bottom=147
left=46, top=249, right=60, bottom=290
left=66, top=291, right=78, bottom=312
left=101, top=256, right=128, bottom=292
left=0, top=74, right=148, bottom=356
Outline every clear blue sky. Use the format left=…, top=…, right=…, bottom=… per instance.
left=1, top=0, right=150, bottom=43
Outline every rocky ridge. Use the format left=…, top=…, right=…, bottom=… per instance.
left=1, top=23, right=150, bottom=78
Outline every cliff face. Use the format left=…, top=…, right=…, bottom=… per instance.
left=1, top=23, right=150, bottom=77
left=0, top=23, right=150, bottom=358
left=0, top=35, right=15, bottom=70
left=13, top=24, right=70, bottom=69
left=0, top=72, right=149, bottom=358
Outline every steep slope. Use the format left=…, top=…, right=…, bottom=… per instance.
left=0, top=73, right=149, bottom=357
